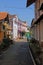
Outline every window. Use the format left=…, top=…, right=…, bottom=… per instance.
left=3, top=25, right=5, bottom=30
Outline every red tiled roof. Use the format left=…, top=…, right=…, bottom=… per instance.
left=26, top=0, right=36, bottom=7
left=0, top=12, right=8, bottom=20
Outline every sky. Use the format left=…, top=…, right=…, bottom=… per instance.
left=0, top=0, right=35, bottom=26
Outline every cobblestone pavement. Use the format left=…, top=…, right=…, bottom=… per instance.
left=0, top=42, right=34, bottom=65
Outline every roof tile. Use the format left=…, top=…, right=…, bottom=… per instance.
left=0, top=12, right=8, bottom=20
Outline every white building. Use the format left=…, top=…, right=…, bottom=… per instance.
left=13, top=17, right=18, bottom=40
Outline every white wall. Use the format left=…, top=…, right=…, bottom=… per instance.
left=13, top=18, right=18, bottom=39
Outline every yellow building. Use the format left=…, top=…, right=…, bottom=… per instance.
left=0, top=12, right=12, bottom=44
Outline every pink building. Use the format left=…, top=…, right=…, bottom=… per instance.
left=8, top=14, right=28, bottom=39
left=14, top=18, right=28, bottom=38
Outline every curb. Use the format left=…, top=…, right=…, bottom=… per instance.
left=28, top=46, right=36, bottom=65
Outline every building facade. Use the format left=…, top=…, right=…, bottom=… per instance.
left=0, top=12, right=9, bottom=43
left=13, top=16, right=18, bottom=40
left=26, top=1, right=43, bottom=64
left=0, top=12, right=28, bottom=41
left=26, top=0, right=43, bottom=47
left=13, top=16, right=28, bottom=39
left=0, top=12, right=12, bottom=44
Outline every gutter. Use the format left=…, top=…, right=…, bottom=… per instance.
left=28, top=46, right=36, bottom=65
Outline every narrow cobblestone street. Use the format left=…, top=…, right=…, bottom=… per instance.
left=0, top=42, right=34, bottom=65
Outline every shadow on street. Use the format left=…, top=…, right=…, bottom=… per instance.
left=0, top=42, right=34, bottom=65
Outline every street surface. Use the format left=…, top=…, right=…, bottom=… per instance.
left=0, top=42, right=34, bottom=65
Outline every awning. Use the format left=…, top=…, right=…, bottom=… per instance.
left=31, top=14, right=43, bottom=28
left=39, top=3, right=43, bottom=10
left=34, top=14, right=43, bottom=24
left=26, top=0, right=35, bottom=7
left=25, top=30, right=29, bottom=32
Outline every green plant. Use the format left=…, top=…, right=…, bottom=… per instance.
left=0, top=42, right=5, bottom=49
left=29, top=38, right=41, bottom=57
